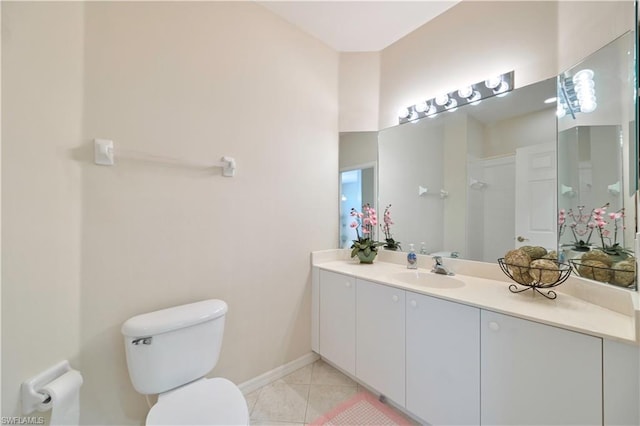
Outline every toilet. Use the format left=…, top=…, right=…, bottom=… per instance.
left=121, top=299, right=249, bottom=425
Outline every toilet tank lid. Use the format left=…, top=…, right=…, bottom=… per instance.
left=121, top=299, right=228, bottom=337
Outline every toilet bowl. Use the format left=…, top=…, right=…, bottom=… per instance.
left=121, top=299, right=248, bottom=425
left=146, top=378, right=248, bottom=425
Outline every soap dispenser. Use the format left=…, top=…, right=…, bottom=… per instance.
left=407, top=244, right=418, bottom=269
left=419, top=242, right=428, bottom=255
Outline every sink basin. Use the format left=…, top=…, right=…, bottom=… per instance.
left=390, top=271, right=465, bottom=289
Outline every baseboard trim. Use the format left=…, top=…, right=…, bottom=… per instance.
left=238, top=351, right=320, bottom=395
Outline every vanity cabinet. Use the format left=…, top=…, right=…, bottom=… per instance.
left=481, top=310, right=602, bottom=425
left=318, top=270, right=356, bottom=375
left=405, top=291, right=480, bottom=425
left=315, top=267, right=634, bottom=425
left=356, top=279, right=405, bottom=405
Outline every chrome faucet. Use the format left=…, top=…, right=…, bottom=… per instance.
left=431, top=256, right=454, bottom=276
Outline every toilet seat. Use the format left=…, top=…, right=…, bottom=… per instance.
left=146, top=378, right=249, bottom=425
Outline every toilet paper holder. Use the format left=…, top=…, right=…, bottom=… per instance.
left=21, top=360, right=72, bottom=414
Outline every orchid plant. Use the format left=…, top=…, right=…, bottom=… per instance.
left=558, top=205, right=597, bottom=252
left=592, top=204, right=631, bottom=258
left=381, top=204, right=401, bottom=251
left=559, top=202, right=631, bottom=258
left=350, top=204, right=384, bottom=259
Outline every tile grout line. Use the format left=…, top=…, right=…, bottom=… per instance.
left=303, top=360, right=315, bottom=424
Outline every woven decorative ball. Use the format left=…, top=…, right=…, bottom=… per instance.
left=611, top=260, right=636, bottom=287
left=529, top=259, right=560, bottom=284
left=581, top=250, right=613, bottom=267
left=578, top=260, right=612, bottom=282
left=520, top=245, right=547, bottom=260
left=504, top=249, right=533, bottom=285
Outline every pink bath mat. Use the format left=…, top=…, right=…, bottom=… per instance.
left=309, top=392, right=414, bottom=426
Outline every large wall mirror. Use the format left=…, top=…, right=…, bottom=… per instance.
left=557, top=31, right=637, bottom=289
left=377, top=77, right=556, bottom=262
left=340, top=31, right=637, bottom=291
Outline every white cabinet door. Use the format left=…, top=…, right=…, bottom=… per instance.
left=603, top=339, right=639, bottom=426
left=319, top=270, right=356, bottom=376
left=481, top=310, right=602, bottom=425
left=405, top=292, right=480, bottom=425
left=356, top=279, right=405, bottom=405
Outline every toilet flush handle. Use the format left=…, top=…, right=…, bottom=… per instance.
left=132, top=337, right=153, bottom=345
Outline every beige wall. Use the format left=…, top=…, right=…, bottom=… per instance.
left=2, top=2, right=85, bottom=421
left=379, top=1, right=559, bottom=130
left=339, top=131, right=378, bottom=170
left=558, top=1, right=634, bottom=73
left=2, top=2, right=338, bottom=423
left=378, top=1, right=634, bottom=130
left=339, top=52, right=380, bottom=132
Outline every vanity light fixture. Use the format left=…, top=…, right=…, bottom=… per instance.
left=558, top=69, right=597, bottom=118
left=398, top=71, right=514, bottom=124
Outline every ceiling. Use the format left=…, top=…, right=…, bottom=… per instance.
left=257, top=1, right=461, bottom=52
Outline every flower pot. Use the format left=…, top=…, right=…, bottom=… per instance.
left=357, top=250, right=377, bottom=264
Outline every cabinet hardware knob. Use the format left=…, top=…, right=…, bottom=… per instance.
left=410, top=300, right=417, bottom=308
left=345, top=282, right=351, bottom=288
left=489, top=321, right=500, bottom=331
left=392, top=295, right=399, bottom=303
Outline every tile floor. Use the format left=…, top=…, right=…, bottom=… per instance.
left=244, top=359, right=417, bottom=425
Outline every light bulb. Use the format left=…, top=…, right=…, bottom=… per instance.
left=580, top=100, right=597, bottom=113
left=572, top=69, right=594, bottom=84
left=409, top=111, right=419, bottom=122
left=556, top=105, right=567, bottom=118
left=435, top=94, right=449, bottom=106
left=576, top=89, right=595, bottom=100
left=415, top=101, right=428, bottom=113
left=574, top=79, right=595, bottom=90
left=544, top=97, right=557, bottom=104
left=458, top=86, right=473, bottom=99
left=485, top=76, right=502, bottom=89
left=426, top=103, right=437, bottom=116
left=398, top=107, right=410, bottom=119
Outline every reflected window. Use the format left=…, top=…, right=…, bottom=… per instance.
left=340, top=166, right=375, bottom=249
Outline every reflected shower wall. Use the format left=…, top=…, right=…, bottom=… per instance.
left=378, top=117, right=445, bottom=254
left=467, top=156, right=516, bottom=262
left=558, top=125, right=625, bottom=248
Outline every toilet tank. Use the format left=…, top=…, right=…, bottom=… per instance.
left=121, top=299, right=228, bottom=395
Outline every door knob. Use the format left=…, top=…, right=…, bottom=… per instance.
left=516, top=236, right=529, bottom=242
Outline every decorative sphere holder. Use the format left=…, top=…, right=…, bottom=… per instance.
left=497, top=258, right=573, bottom=299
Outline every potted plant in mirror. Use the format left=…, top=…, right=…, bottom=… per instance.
left=381, top=204, right=401, bottom=251
left=350, top=204, right=384, bottom=264
left=558, top=206, right=596, bottom=254
left=593, top=205, right=632, bottom=261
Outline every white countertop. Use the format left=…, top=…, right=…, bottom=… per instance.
left=312, top=250, right=639, bottom=344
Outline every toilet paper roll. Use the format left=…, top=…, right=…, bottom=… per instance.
left=38, top=370, right=83, bottom=426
